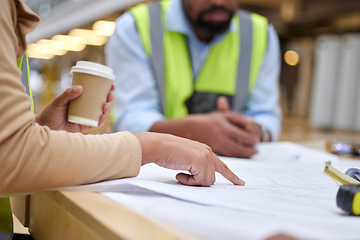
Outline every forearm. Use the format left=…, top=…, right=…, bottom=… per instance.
left=149, top=116, right=196, bottom=140
left=0, top=118, right=141, bottom=194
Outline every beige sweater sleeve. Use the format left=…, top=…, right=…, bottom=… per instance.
left=0, top=0, right=142, bottom=195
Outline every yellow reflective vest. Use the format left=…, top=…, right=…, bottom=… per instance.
left=130, top=0, right=268, bottom=118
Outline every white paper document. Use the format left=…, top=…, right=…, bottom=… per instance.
left=64, top=142, right=360, bottom=240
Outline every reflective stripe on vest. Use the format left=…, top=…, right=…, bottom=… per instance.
left=0, top=52, right=32, bottom=234
left=19, top=52, right=34, bottom=113
left=131, top=1, right=268, bottom=118
left=0, top=198, right=13, bottom=233
left=148, top=2, right=165, bottom=112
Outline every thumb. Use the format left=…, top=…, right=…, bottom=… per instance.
left=217, top=96, right=230, bottom=112
left=227, top=113, right=254, bottom=127
left=53, top=86, right=83, bottom=106
left=176, top=173, right=203, bottom=186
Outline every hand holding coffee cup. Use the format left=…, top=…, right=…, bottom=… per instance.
left=68, top=61, right=115, bottom=127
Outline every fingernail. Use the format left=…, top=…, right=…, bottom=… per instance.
left=73, top=86, right=81, bottom=92
left=237, top=178, right=245, bottom=186
left=245, top=116, right=253, bottom=122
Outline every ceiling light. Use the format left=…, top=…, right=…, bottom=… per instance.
left=69, top=28, right=108, bottom=46
left=93, top=20, right=115, bottom=37
left=284, top=50, right=300, bottom=66
left=51, top=35, right=87, bottom=51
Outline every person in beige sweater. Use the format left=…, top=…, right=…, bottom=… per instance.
left=0, top=0, right=244, bottom=195
left=0, top=0, right=244, bottom=234
left=0, top=0, right=245, bottom=234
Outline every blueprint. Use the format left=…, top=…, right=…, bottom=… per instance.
left=64, top=142, right=360, bottom=240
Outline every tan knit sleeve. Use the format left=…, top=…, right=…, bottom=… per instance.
left=0, top=0, right=142, bottom=195
left=15, top=0, right=40, bottom=59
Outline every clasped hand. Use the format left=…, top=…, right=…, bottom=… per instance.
left=186, top=97, right=263, bottom=158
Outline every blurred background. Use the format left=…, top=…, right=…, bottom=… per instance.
left=23, top=0, right=360, bottom=142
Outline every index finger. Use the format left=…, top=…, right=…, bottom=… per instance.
left=213, top=154, right=245, bottom=186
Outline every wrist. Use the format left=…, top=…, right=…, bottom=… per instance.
left=35, top=114, right=43, bottom=125
left=133, top=132, right=159, bottom=165
left=260, top=125, right=271, bottom=142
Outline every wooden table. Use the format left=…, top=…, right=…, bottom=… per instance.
left=11, top=191, right=198, bottom=240
left=11, top=132, right=358, bottom=239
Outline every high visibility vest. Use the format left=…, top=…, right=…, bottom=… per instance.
left=0, top=52, right=33, bottom=234
left=130, top=0, right=268, bottom=118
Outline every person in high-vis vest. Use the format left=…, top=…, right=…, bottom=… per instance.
left=106, top=0, right=282, bottom=158
left=0, top=0, right=245, bottom=237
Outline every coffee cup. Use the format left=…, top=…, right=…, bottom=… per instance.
left=68, top=61, right=115, bottom=127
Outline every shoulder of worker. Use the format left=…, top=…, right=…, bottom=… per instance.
left=1, top=0, right=40, bottom=59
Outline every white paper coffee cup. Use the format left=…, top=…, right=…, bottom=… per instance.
left=68, top=61, right=115, bottom=127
